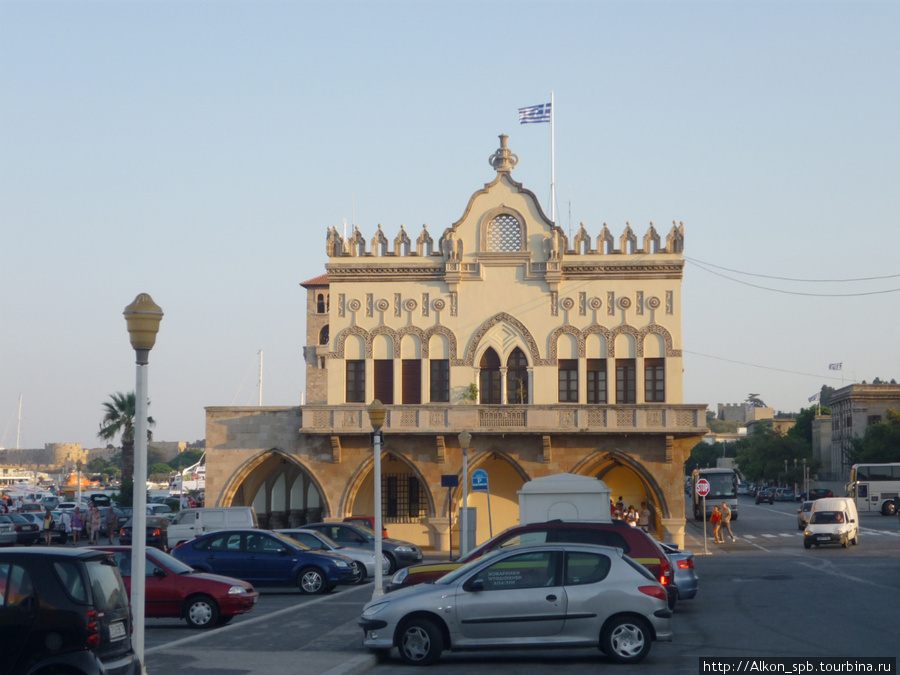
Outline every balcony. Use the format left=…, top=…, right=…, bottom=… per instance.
left=300, top=404, right=708, bottom=438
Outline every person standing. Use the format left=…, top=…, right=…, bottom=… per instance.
left=720, top=501, right=736, bottom=542
left=106, top=505, right=117, bottom=544
left=43, top=508, right=55, bottom=545
left=639, top=502, right=651, bottom=533
left=59, top=509, right=73, bottom=545
left=89, top=504, right=102, bottom=545
left=624, top=506, right=639, bottom=527
left=710, top=505, right=723, bottom=543
left=72, top=508, right=84, bottom=544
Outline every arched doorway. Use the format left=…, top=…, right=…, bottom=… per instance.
left=455, top=451, right=529, bottom=549
left=222, top=451, right=327, bottom=529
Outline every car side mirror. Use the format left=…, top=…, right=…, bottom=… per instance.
left=153, top=568, right=167, bottom=578
left=278, top=548, right=289, bottom=555
left=467, top=579, right=484, bottom=593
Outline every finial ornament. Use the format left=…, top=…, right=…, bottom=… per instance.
left=489, top=134, right=519, bottom=173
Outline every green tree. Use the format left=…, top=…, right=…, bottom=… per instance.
left=734, top=421, right=815, bottom=485
left=685, top=441, right=730, bottom=474
left=169, top=449, right=204, bottom=471
left=787, top=405, right=831, bottom=445
left=148, top=462, right=173, bottom=478
left=846, top=408, right=900, bottom=464
left=97, top=391, right=155, bottom=507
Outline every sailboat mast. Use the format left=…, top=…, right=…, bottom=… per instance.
left=16, top=394, right=22, bottom=449
left=258, top=350, right=263, bottom=406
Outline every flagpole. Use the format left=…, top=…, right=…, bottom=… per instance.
left=550, top=91, right=556, bottom=224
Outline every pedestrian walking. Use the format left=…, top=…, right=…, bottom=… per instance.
left=89, top=504, right=102, bottom=544
left=720, top=501, right=736, bottom=542
left=710, top=505, right=723, bottom=543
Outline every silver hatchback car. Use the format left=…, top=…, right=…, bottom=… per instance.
left=359, top=543, right=673, bottom=666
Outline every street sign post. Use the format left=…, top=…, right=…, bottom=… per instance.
left=471, top=469, right=492, bottom=537
left=696, top=478, right=711, bottom=554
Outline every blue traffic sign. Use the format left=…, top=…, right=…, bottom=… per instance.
left=472, top=469, right=489, bottom=492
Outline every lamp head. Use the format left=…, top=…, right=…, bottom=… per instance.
left=368, top=399, right=387, bottom=430
left=124, top=293, right=163, bottom=364
left=458, top=430, right=472, bottom=451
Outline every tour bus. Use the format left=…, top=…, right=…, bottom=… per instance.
left=691, top=467, right=740, bottom=521
left=846, top=463, right=900, bottom=516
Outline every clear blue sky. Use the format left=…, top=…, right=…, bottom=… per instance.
left=2, top=1, right=898, bottom=449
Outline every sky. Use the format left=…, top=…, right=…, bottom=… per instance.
left=2, top=0, right=899, bottom=450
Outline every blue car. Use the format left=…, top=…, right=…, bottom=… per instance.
left=171, top=529, right=356, bottom=594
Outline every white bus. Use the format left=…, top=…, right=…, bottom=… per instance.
left=847, top=463, right=900, bottom=516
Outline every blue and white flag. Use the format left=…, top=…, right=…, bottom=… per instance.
left=809, top=392, right=820, bottom=403
left=829, top=362, right=842, bottom=371
left=519, top=102, right=552, bottom=124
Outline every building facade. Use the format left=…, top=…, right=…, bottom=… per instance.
left=205, top=135, right=707, bottom=549
left=826, top=383, right=900, bottom=480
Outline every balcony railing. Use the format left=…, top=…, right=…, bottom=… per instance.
left=300, top=404, right=707, bottom=436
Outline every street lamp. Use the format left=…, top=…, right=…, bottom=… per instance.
left=367, top=399, right=387, bottom=600
left=458, top=430, right=472, bottom=556
left=124, top=293, right=163, bottom=672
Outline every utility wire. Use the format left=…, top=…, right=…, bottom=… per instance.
left=683, top=256, right=900, bottom=283
left=684, top=350, right=850, bottom=382
left=686, top=259, right=900, bottom=297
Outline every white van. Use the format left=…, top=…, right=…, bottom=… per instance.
left=167, top=507, right=258, bottom=548
left=803, top=497, right=859, bottom=549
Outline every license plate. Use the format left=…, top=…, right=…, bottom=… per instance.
left=109, top=621, right=126, bottom=641
left=816, top=536, right=830, bottom=541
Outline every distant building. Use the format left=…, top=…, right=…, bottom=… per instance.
left=718, top=403, right=774, bottom=424
left=826, top=383, right=900, bottom=480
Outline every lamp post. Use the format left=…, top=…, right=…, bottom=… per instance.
left=124, top=293, right=163, bottom=672
left=76, top=460, right=83, bottom=507
left=367, top=399, right=387, bottom=600
left=458, top=430, right=471, bottom=556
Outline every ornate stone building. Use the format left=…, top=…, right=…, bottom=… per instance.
left=205, top=135, right=707, bottom=550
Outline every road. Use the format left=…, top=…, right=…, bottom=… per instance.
left=144, top=498, right=900, bottom=674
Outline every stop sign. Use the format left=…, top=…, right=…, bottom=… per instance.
left=696, top=478, right=711, bottom=497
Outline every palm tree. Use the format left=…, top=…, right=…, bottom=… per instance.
left=97, top=392, right=155, bottom=486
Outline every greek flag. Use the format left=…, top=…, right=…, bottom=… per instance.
left=519, top=102, right=551, bottom=124
left=809, top=392, right=820, bottom=403
left=829, top=363, right=842, bottom=371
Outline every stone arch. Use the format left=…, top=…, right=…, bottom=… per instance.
left=479, top=206, right=528, bottom=253
left=424, top=325, right=458, bottom=362
left=464, top=312, right=547, bottom=366
left=571, top=449, right=672, bottom=520
left=398, top=327, right=425, bottom=359
left=370, top=326, right=399, bottom=358
left=332, top=325, right=369, bottom=359
left=609, top=324, right=641, bottom=357
left=342, top=451, right=437, bottom=520
left=639, top=324, right=681, bottom=357
left=548, top=325, right=583, bottom=363
left=216, top=448, right=333, bottom=525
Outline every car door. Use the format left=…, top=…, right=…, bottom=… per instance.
left=454, top=550, right=566, bottom=643
left=202, top=533, right=245, bottom=579
left=245, top=533, right=300, bottom=584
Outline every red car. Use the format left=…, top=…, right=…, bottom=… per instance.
left=91, top=545, right=258, bottom=628
left=342, top=515, right=388, bottom=539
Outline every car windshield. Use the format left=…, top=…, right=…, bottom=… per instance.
left=146, top=547, right=196, bottom=575
left=269, top=530, right=311, bottom=551
left=435, top=549, right=504, bottom=586
left=811, top=511, right=844, bottom=524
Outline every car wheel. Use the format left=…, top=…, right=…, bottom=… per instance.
left=841, top=535, right=849, bottom=548
left=803, top=540, right=811, bottom=549
left=881, top=501, right=896, bottom=516
left=349, top=560, right=366, bottom=585
left=298, top=567, right=328, bottom=595
left=397, top=618, right=443, bottom=666
left=852, top=533, right=859, bottom=546
left=600, top=615, right=652, bottom=664
left=184, top=595, right=220, bottom=629
left=383, top=553, right=397, bottom=575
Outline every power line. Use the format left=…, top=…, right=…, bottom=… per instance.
left=684, top=349, right=850, bottom=381
left=684, top=256, right=900, bottom=283
left=686, top=259, right=900, bottom=297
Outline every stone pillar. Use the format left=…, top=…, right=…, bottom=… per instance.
left=428, top=517, right=451, bottom=552
left=661, top=517, right=685, bottom=549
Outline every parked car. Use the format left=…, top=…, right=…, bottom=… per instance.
left=6, top=513, right=41, bottom=546
left=359, top=543, right=673, bottom=665
left=20, top=502, right=45, bottom=513
left=797, top=500, right=815, bottom=530
left=388, top=519, right=678, bottom=609
left=303, top=522, right=423, bottom=574
left=277, top=528, right=386, bottom=584
left=118, top=516, right=170, bottom=551
left=90, top=493, right=112, bottom=508
left=146, top=503, right=173, bottom=518
left=0, top=514, right=18, bottom=545
left=0, top=547, right=140, bottom=674
left=755, top=488, right=775, bottom=504
left=342, top=516, right=388, bottom=539
left=172, top=529, right=356, bottom=593
left=798, top=488, right=835, bottom=501
left=90, top=545, right=259, bottom=628
left=774, top=488, right=796, bottom=502
left=659, top=542, right=698, bottom=600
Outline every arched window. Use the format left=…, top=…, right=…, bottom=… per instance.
left=485, top=214, right=522, bottom=252
left=479, top=348, right=501, bottom=404
left=318, top=325, right=329, bottom=346
left=316, top=293, right=327, bottom=314
left=506, top=348, right=529, bottom=404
